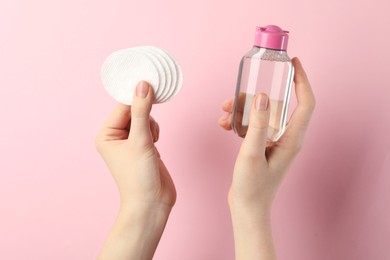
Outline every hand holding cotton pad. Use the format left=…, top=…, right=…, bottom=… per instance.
left=101, top=46, right=183, bottom=105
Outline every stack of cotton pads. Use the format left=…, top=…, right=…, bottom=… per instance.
left=101, top=46, right=183, bottom=105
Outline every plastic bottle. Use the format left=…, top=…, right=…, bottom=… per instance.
left=232, top=25, right=294, bottom=141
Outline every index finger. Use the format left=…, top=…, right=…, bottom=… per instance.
left=103, top=103, right=132, bottom=130
left=95, top=104, right=132, bottom=144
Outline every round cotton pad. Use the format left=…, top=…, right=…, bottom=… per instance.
left=101, top=49, right=160, bottom=105
left=101, top=46, right=183, bottom=105
left=146, top=46, right=178, bottom=102
left=159, top=48, right=183, bottom=102
left=132, top=47, right=166, bottom=103
left=141, top=46, right=173, bottom=102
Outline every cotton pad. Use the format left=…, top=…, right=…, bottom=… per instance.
left=137, top=47, right=172, bottom=102
left=101, top=49, right=159, bottom=105
left=132, top=47, right=166, bottom=102
left=145, top=46, right=179, bottom=102
left=101, top=46, right=183, bottom=105
left=162, top=48, right=183, bottom=102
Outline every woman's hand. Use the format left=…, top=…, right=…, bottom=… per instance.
left=96, top=81, right=176, bottom=260
left=219, top=57, right=315, bottom=259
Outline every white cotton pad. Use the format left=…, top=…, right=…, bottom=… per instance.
left=132, top=47, right=166, bottom=102
left=136, top=46, right=172, bottom=102
left=101, top=49, right=160, bottom=105
left=163, top=49, right=183, bottom=102
left=146, top=46, right=179, bottom=102
left=101, top=46, right=183, bottom=105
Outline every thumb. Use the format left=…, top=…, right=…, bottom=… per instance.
left=128, top=81, right=155, bottom=144
left=241, top=93, right=270, bottom=157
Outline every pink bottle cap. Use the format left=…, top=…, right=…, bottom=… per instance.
left=254, top=25, right=289, bottom=51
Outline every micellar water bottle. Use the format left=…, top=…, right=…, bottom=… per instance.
left=232, top=25, right=294, bottom=141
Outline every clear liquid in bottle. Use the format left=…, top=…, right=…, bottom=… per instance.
left=232, top=25, right=294, bottom=141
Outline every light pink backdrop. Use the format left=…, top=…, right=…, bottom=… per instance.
left=1, top=0, right=389, bottom=259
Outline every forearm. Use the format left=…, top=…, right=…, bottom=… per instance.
left=230, top=206, right=276, bottom=260
left=98, top=204, right=172, bottom=260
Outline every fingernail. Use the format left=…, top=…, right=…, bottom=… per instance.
left=136, top=81, right=149, bottom=98
left=255, top=93, right=269, bottom=111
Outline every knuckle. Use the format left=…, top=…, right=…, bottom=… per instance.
left=129, top=134, right=151, bottom=148
left=131, top=102, right=151, bottom=117
left=248, top=124, right=268, bottom=136
left=249, top=116, right=269, bottom=131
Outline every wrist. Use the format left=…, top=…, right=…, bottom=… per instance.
left=228, top=196, right=272, bottom=217
left=118, top=201, right=173, bottom=230
left=229, top=204, right=271, bottom=228
left=99, top=203, right=172, bottom=260
left=229, top=205, right=276, bottom=260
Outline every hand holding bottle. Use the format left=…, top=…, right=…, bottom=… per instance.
left=219, top=57, right=315, bottom=259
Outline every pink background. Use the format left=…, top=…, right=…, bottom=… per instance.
left=1, top=0, right=389, bottom=259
